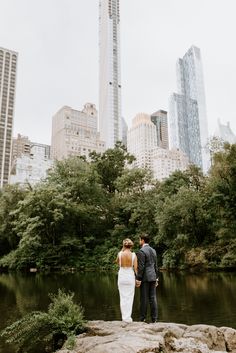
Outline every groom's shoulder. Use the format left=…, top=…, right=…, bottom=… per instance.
left=138, top=246, right=149, bottom=254
left=144, top=245, right=157, bottom=256
left=136, top=248, right=145, bottom=256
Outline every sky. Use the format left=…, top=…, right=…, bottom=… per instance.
left=0, top=0, right=236, bottom=145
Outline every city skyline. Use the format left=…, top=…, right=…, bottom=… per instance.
left=0, top=0, right=236, bottom=145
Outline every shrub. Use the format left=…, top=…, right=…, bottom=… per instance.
left=162, top=249, right=179, bottom=269
left=0, top=289, right=85, bottom=353
left=221, top=253, right=236, bottom=268
left=184, top=248, right=207, bottom=268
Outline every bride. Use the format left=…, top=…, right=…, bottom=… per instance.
left=116, top=238, right=137, bottom=322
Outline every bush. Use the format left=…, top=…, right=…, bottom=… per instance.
left=0, top=249, right=18, bottom=270
left=221, top=253, right=236, bottom=268
left=184, top=248, right=207, bottom=268
left=0, top=289, right=86, bottom=353
left=162, top=249, right=179, bottom=269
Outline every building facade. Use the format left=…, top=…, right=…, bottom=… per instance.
left=12, top=134, right=31, bottom=163
left=127, top=111, right=189, bottom=180
left=121, top=116, right=128, bottom=147
left=0, top=47, right=18, bottom=187
left=169, top=46, right=209, bottom=172
left=127, top=113, right=157, bottom=169
left=99, top=0, right=122, bottom=148
left=151, top=110, right=169, bottom=149
left=51, top=103, right=105, bottom=161
left=10, top=140, right=52, bottom=186
left=152, top=147, right=189, bottom=181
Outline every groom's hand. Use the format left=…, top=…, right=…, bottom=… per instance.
left=135, top=280, right=141, bottom=287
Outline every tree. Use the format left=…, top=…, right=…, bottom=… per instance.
left=111, top=168, right=159, bottom=241
left=207, top=136, right=225, bottom=166
left=157, top=187, right=211, bottom=246
left=90, top=141, right=135, bottom=193
left=0, top=184, right=27, bottom=256
left=47, top=156, right=105, bottom=205
left=208, top=143, right=236, bottom=239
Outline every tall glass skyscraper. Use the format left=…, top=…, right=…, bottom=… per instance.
left=0, top=47, right=18, bottom=188
left=99, top=0, right=122, bottom=149
left=169, top=46, right=209, bottom=172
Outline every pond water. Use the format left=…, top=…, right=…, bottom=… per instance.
left=0, top=271, right=236, bottom=352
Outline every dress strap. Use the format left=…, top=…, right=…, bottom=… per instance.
left=131, top=252, right=135, bottom=266
left=118, top=251, right=122, bottom=267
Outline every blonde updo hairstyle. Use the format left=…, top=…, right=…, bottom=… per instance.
left=122, top=238, right=134, bottom=249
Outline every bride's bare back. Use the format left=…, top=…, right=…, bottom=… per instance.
left=117, top=250, right=137, bottom=273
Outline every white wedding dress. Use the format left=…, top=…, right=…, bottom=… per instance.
left=118, top=251, right=136, bottom=322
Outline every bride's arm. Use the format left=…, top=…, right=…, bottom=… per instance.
left=116, top=251, right=121, bottom=265
left=133, top=254, right=138, bottom=275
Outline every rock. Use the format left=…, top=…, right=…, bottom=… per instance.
left=183, top=324, right=226, bottom=351
left=56, top=321, right=236, bottom=353
left=220, top=327, right=236, bottom=352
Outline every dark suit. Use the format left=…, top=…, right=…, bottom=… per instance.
left=136, top=244, right=158, bottom=322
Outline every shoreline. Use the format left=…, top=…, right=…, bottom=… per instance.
left=57, top=320, right=236, bottom=353
left=1, top=265, right=236, bottom=274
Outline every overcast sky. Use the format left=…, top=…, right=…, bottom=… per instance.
left=0, top=0, right=236, bottom=145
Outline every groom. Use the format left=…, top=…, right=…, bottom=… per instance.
left=136, top=233, right=158, bottom=323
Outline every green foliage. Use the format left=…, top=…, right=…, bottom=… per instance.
left=0, top=249, right=19, bottom=270
left=0, top=184, right=27, bottom=256
left=209, top=143, right=236, bottom=237
left=47, top=156, right=105, bottom=205
left=157, top=187, right=211, bottom=246
left=221, top=252, right=236, bottom=268
left=1, top=143, right=236, bottom=271
left=162, top=249, right=179, bottom=269
left=0, top=289, right=85, bottom=353
left=90, top=141, right=135, bottom=193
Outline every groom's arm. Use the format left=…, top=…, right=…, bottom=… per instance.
left=136, top=250, right=145, bottom=281
left=154, top=250, right=158, bottom=278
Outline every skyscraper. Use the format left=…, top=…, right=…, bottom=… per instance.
left=51, top=103, right=105, bottom=161
left=121, top=116, right=128, bottom=147
left=0, top=47, right=18, bottom=188
left=169, top=46, right=209, bottom=172
left=127, top=113, right=157, bottom=170
left=127, top=112, right=189, bottom=179
left=151, top=110, right=169, bottom=149
left=99, top=0, right=122, bottom=149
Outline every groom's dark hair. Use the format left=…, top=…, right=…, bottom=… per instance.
left=140, top=233, right=150, bottom=243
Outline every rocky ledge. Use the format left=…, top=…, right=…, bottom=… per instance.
left=57, top=320, right=236, bottom=353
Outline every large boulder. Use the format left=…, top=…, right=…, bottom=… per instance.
left=57, top=321, right=236, bottom=353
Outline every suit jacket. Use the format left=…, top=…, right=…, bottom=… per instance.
left=136, top=244, right=158, bottom=282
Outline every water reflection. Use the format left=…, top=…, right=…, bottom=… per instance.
left=0, top=271, right=236, bottom=353
left=158, top=272, right=236, bottom=327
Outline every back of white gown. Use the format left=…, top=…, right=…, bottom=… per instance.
left=118, top=251, right=136, bottom=322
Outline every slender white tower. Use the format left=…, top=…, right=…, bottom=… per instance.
left=99, top=0, right=122, bottom=149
